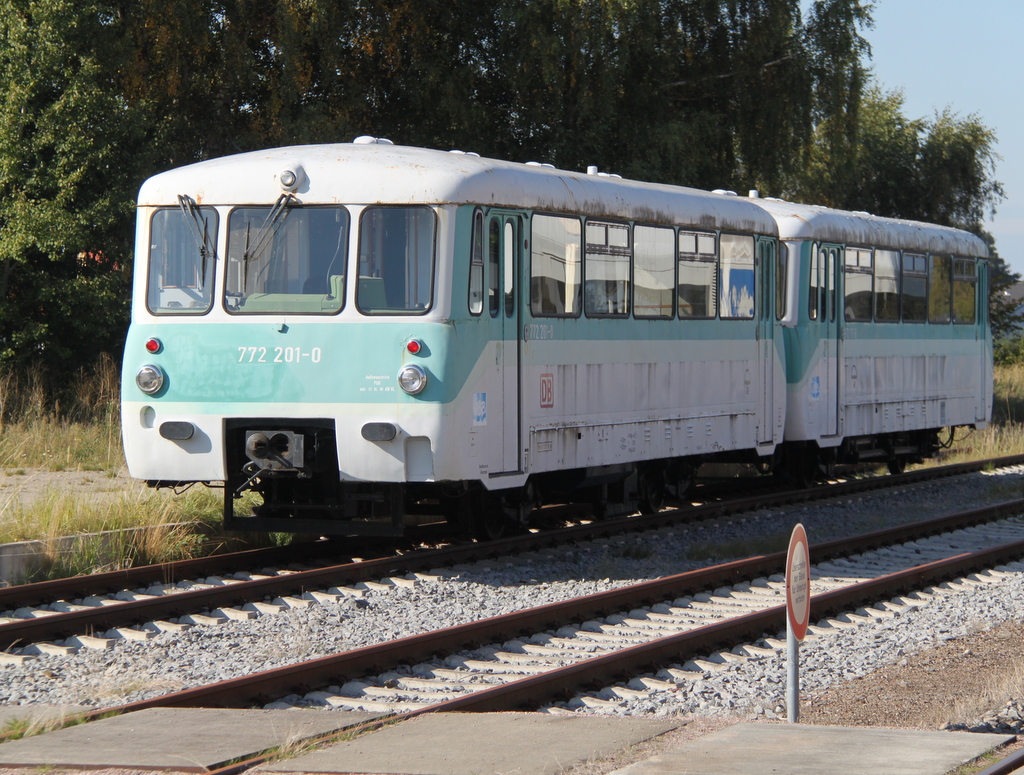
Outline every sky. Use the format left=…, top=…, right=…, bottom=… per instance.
left=804, top=0, right=1024, bottom=275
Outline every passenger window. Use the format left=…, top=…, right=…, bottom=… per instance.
left=148, top=204, right=218, bottom=315
left=504, top=221, right=515, bottom=318
left=843, top=247, right=873, bottom=322
left=634, top=225, right=675, bottom=319
left=953, top=258, right=977, bottom=324
left=531, top=214, right=581, bottom=317
left=928, top=255, right=952, bottom=324
left=874, top=250, right=900, bottom=322
left=356, top=206, right=433, bottom=314
left=678, top=231, right=717, bottom=318
left=584, top=221, right=630, bottom=316
left=775, top=242, right=787, bottom=321
left=488, top=218, right=500, bottom=317
left=720, top=234, right=755, bottom=319
left=902, top=253, right=928, bottom=322
left=809, top=245, right=819, bottom=321
left=468, top=210, right=484, bottom=315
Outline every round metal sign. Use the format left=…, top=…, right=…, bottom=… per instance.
left=786, top=523, right=811, bottom=642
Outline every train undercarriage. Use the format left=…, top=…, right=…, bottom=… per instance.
left=151, top=418, right=960, bottom=541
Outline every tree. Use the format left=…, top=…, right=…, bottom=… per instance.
left=0, top=0, right=150, bottom=369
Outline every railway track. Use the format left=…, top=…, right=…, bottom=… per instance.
left=47, top=494, right=1024, bottom=722
left=1, top=454, right=1022, bottom=658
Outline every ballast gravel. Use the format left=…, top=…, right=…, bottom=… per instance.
left=1, top=467, right=1023, bottom=733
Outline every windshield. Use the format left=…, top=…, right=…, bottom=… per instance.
left=147, top=205, right=218, bottom=314
left=225, top=205, right=349, bottom=314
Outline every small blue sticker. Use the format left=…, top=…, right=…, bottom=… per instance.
left=810, top=376, right=820, bottom=400
left=473, top=393, right=487, bottom=426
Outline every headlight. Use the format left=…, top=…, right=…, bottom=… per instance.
left=398, top=364, right=427, bottom=395
left=136, top=364, right=165, bottom=395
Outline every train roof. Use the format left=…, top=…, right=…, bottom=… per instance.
left=750, top=198, right=989, bottom=258
left=138, top=142, right=779, bottom=236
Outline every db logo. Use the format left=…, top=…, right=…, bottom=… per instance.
left=539, top=373, right=554, bottom=409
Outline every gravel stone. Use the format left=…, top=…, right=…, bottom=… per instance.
left=0, top=466, right=1021, bottom=741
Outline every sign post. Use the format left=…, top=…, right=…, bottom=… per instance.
left=785, top=523, right=810, bottom=723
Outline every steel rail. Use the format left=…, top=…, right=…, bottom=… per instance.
left=5, top=452, right=1021, bottom=613
left=71, top=498, right=1024, bottom=715
left=2, top=453, right=1021, bottom=651
left=4, top=491, right=1021, bottom=653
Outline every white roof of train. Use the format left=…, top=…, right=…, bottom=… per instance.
left=751, top=198, right=989, bottom=258
left=138, top=142, right=779, bottom=236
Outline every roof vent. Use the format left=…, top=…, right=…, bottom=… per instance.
left=712, top=189, right=738, bottom=197
left=353, top=136, right=395, bottom=145
left=587, top=166, right=599, bottom=175
left=748, top=189, right=760, bottom=198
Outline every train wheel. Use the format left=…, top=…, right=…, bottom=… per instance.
left=472, top=488, right=529, bottom=542
left=887, top=456, right=907, bottom=475
left=637, top=465, right=666, bottom=515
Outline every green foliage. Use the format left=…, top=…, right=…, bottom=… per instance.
left=0, top=0, right=1006, bottom=379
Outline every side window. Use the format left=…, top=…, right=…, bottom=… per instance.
left=808, top=244, right=819, bottom=321
left=530, top=214, right=581, bottom=317
left=928, top=254, right=952, bottom=324
left=357, top=206, right=433, bottom=314
left=902, top=253, right=928, bottom=322
left=953, top=258, right=977, bottom=324
left=468, top=210, right=484, bottom=315
left=634, top=225, right=675, bottom=319
left=148, top=205, right=218, bottom=314
left=678, top=231, right=717, bottom=318
left=775, top=242, right=787, bottom=321
left=874, top=249, right=900, bottom=322
left=488, top=218, right=500, bottom=317
left=720, top=234, right=755, bottom=319
left=503, top=220, right=516, bottom=318
left=844, top=247, right=873, bottom=322
left=584, top=221, right=630, bottom=316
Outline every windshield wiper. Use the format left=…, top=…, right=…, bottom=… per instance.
left=243, top=193, right=293, bottom=265
left=176, top=195, right=214, bottom=280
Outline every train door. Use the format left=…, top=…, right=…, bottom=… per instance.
left=977, top=260, right=990, bottom=423
left=756, top=237, right=775, bottom=444
left=487, top=212, right=522, bottom=473
left=820, top=244, right=842, bottom=436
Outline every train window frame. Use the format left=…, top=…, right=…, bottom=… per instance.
left=775, top=242, right=788, bottom=322
left=503, top=219, right=516, bottom=319
left=487, top=217, right=500, bottom=318
left=633, top=224, right=675, bottom=319
left=678, top=230, right=717, bottom=319
left=468, top=209, right=484, bottom=316
left=809, top=243, right=820, bottom=321
left=928, top=254, right=953, bottom=325
left=224, top=204, right=349, bottom=316
left=719, top=233, right=755, bottom=320
left=901, top=252, right=928, bottom=323
left=530, top=213, right=582, bottom=318
left=843, top=246, right=873, bottom=322
left=147, top=205, right=219, bottom=316
left=356, top=205, right=436, bottom=316
left=952, top=257, right=977, bottom=325
left=584, top=219, right=631, bottom=318
left=874, top=249, right=900, bottom=323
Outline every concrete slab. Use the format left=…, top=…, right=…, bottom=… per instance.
left=0, top=707, right=382, bottom=771
left=264, top=712, right=680, bottom=775
left=608, top=722, right=1013, bottom=775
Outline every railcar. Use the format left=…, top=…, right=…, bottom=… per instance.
left=121, top=140, right=992, bottom=539
left=121, top=139, right=786, bottom=537
left=750, top=199, right=992, bottom=482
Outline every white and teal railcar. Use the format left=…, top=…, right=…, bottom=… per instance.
left=122, top=140, right=786, bottom=537
left=751, top=199, right=992, bottom=481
